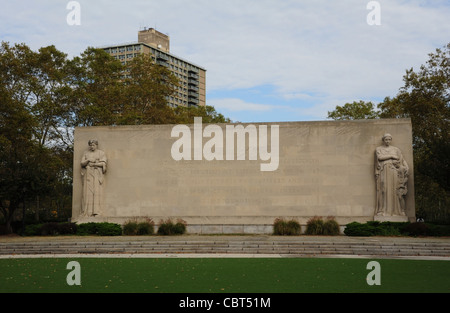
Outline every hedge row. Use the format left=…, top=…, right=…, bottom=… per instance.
left=24, top=222, right=123, bottom=236
left=23, top=219, right=188, bottom=237
left=20, top=220, right=450, bottom=237
left=344, top=221, right=450, bottom=237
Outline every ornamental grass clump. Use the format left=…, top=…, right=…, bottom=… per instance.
left=305, top=216, right=341, bottom=235
left=123, top=218, right=155, bottom=235
left=122, top=220, right=139, bottom=235
left=157, top=218, right=187, bottom=235
left=323, top=217, right=341, bottom=235
left=305, top=216, right=324, bottom=235
left=137, top=219, right=155, bottom=235
left=273, top=218, right=301, bottom=235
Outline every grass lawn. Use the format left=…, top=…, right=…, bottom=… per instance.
left=0, top=257, right=449, bottom=293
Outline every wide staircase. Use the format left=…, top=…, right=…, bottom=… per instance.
left=1, top=236, right=450, bottom=258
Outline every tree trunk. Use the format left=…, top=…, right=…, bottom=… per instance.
left=35, top=195, right=40, bottom=222
left=4, top=205, right=16, bottom=235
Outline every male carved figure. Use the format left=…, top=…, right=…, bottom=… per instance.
left=375, top=134, right=408, bottom=216
left=81, top=139, right=107, bottom=217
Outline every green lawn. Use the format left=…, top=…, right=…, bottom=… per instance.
left=0, top=257, right=449, bottom=293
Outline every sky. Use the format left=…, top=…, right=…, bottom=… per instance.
left=1, top=0, right=449, bottom=123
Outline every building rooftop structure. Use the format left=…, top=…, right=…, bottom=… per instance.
left=99, top=28, right=206, bottom=108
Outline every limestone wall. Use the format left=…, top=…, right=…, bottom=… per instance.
left=72, top=119, right=415, bottom=233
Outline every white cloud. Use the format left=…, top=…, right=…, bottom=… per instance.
left=1, top=0, right=449, bottom=122
left=208, top=98, right=276, bottom=112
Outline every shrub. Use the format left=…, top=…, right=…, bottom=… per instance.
left=23, top=222, right=77, bottom=236
left=273, top=218, right=286, bottom=235
left=344, top=221, right=409, bottom=236
left=273, top=218, right=301, bottom=235
left=157, top=219, right=187, bottom=235
left=76, top=222, right=98, bottom=235
left=96, top=222, right=122, bottom=236
left=57, top=222, right=78, bottom=235
left=157, top=221, right=170, bottom=235
left=305, top=216, right=324, bottom=235
left=137, top=219, right=155, bottom=235
left=173, top=219, right=187, bottom=234
left=403, top=222, right=428, bottom=237
left=286, top=220, right=301, bottom=235
left=23, top=224, right=43, bottom=236
left=123, top=218, right=155, bottom=235
left=377, top=222, right=402, bottom=236
left=123, top=220, right=139, bottom=235
left=323, top=217, right=340, bottom=235
left=344, top=222, right=374, bottom=236
left=137, top=222, right=153, bottom=235
left=77, top=222, right=122, bottom=236
left=37, top=223, right=58, bottom=236
left=427, top=224, right=450, bottom=236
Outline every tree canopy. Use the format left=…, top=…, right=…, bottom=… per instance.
left=328, top=43, right=450, bottom=222
left=327, top=100, right=379, bottom=120
left=0, top=41, right=230, bottom=233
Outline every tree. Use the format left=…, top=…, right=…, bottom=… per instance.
left=0, top=42, right=72, bottom=232
left=327, top=100, right=379, bottom=120
left=174, top=105, right=231, bottom=124
left=0, top=83, right=33, bottom=233
left=30, top=45, right=72, bottom=148
left=0, top=41, right=232, bottom=232
left=67, top=49, right=184, bottom=126
left=0, top=83, right=62, bottom=233
left=378, top=44, right=449, bottom=222
left=0, top=42, right=73, bottom=148
left=67, top=47, right=125, bottom=127
left=120, top=53, right=179, bottom=125
left=328, top=43, right=450, bottom=222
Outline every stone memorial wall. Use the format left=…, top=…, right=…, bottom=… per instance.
left=72, top=118, right=415, bottom=233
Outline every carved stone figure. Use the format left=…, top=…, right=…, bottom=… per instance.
left=375, top=134, right=409, bottom=216
left=81, top=139, right=107, bottom=217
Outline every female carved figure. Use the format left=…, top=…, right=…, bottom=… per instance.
left=375, top=134, right=409, bottom=216
left=81, top=139, right=107, bottom=217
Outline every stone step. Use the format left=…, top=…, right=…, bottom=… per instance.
left=1, top=239, right=449, bottom=257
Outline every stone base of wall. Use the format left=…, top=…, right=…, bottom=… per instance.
left=373, top=215, right=409, bottom=222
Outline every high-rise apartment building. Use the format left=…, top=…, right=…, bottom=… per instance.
left=100, top=28, right=206, bottom=108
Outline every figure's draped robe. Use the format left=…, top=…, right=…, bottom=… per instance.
left=375, top=146, right=408, bottom=216
left=81, top=150, right=107, bottom=217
